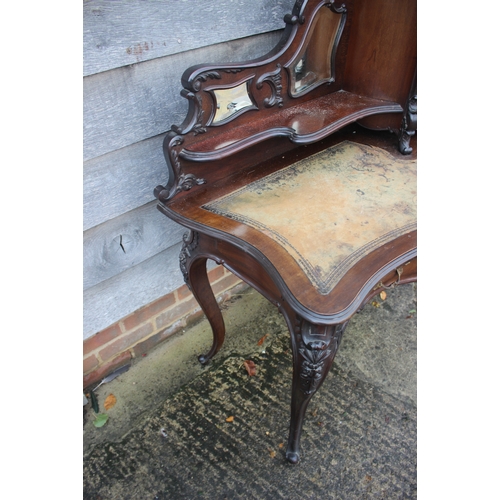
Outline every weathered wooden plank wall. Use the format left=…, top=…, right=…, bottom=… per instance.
left=83, top=0, right=290, bottom=77
left=83, top=0, right=289, bottom=339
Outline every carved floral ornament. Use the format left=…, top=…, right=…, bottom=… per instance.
left=296, top=320, right=348, bottom=395
left=179, top=230, right=200, bottom=287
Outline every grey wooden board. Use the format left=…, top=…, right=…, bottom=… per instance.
left=83, top=201, right=186, bottom=290
left=83, top=0, right=290, bottom=77
left=84, top=245, right=217, bottom=339
left=83, top=134, right=168, bottom=231
left=84, top=30, right=283, bottom=161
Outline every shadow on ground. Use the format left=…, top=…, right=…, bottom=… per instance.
left=84, top=283, right=416, bottom=499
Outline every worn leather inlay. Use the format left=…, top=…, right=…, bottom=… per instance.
left=203, top=141, right=417, bottom=294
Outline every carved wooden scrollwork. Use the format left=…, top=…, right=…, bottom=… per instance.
left=154, top=132, right=206, bottom=202
left=171, top=91, right=206, bottom=136
left=191, top=71, right=221, bottom=92
left=176, top=173, right=206, bottom=194
left=179, top=230, right=200, bottom=287
left=155, top=0, right=406, bottom=205
left=256, top=64, right=283, bottom=108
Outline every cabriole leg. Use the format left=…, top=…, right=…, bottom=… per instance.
left=284, top=313, right=349, bottom=464
left=180, top=230, right=226, bottom=364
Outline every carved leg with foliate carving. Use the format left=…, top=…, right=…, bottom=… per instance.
left=179, top=230, right=226, bottom=364
left=282, top=309, right=349, bottom=464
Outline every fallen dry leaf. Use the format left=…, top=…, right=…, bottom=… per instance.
left=372, top=301, right=381, bottom=308
left=278, top=442, right=284, bottom=449
left=103, top=394, right=117, bottom=411
left=379, top=290, right=387, bottom=300
left=225, top=416, right=234, bottom=423
left=257, top=334, right=269, bottom=346
left=269, top=450, right=276, bottom=458
left=243, top=360, right=257, bottom=376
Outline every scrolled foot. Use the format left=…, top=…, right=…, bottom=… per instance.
left=197, top=341, right=220, bottom=365
left=286, top=450, right=300, bottom=464
left=198, top=354, right=211, bottom=365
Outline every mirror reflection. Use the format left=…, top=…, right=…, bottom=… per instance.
left=290, top=6, right=343, bottom=96
left=212, top=81, right=254, bottom=124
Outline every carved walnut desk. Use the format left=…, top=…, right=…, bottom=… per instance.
left=154, top=0, right=416, bottom=464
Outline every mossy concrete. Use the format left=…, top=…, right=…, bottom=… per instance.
left=84, top=283, right=416, bottom=499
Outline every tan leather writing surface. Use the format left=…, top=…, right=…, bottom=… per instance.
left=204, top=141, right=416, bottom=294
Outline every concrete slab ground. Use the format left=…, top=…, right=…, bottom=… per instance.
left=83, top=282, right=417, bottom=499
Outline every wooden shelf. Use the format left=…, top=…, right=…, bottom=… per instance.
left=180, top=90, right=402, bottom=162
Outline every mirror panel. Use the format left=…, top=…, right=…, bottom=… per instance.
left=212, top=81, right=254, bottom=124
left=289, top=6, right=343, bottom=96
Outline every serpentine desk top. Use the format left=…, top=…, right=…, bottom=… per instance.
left=203, top=141, right=416, bottom=294
left=164, top=137, right=417, bottom=317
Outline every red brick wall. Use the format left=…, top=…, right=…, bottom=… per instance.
left=83, top=267, right=245, bottom=389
